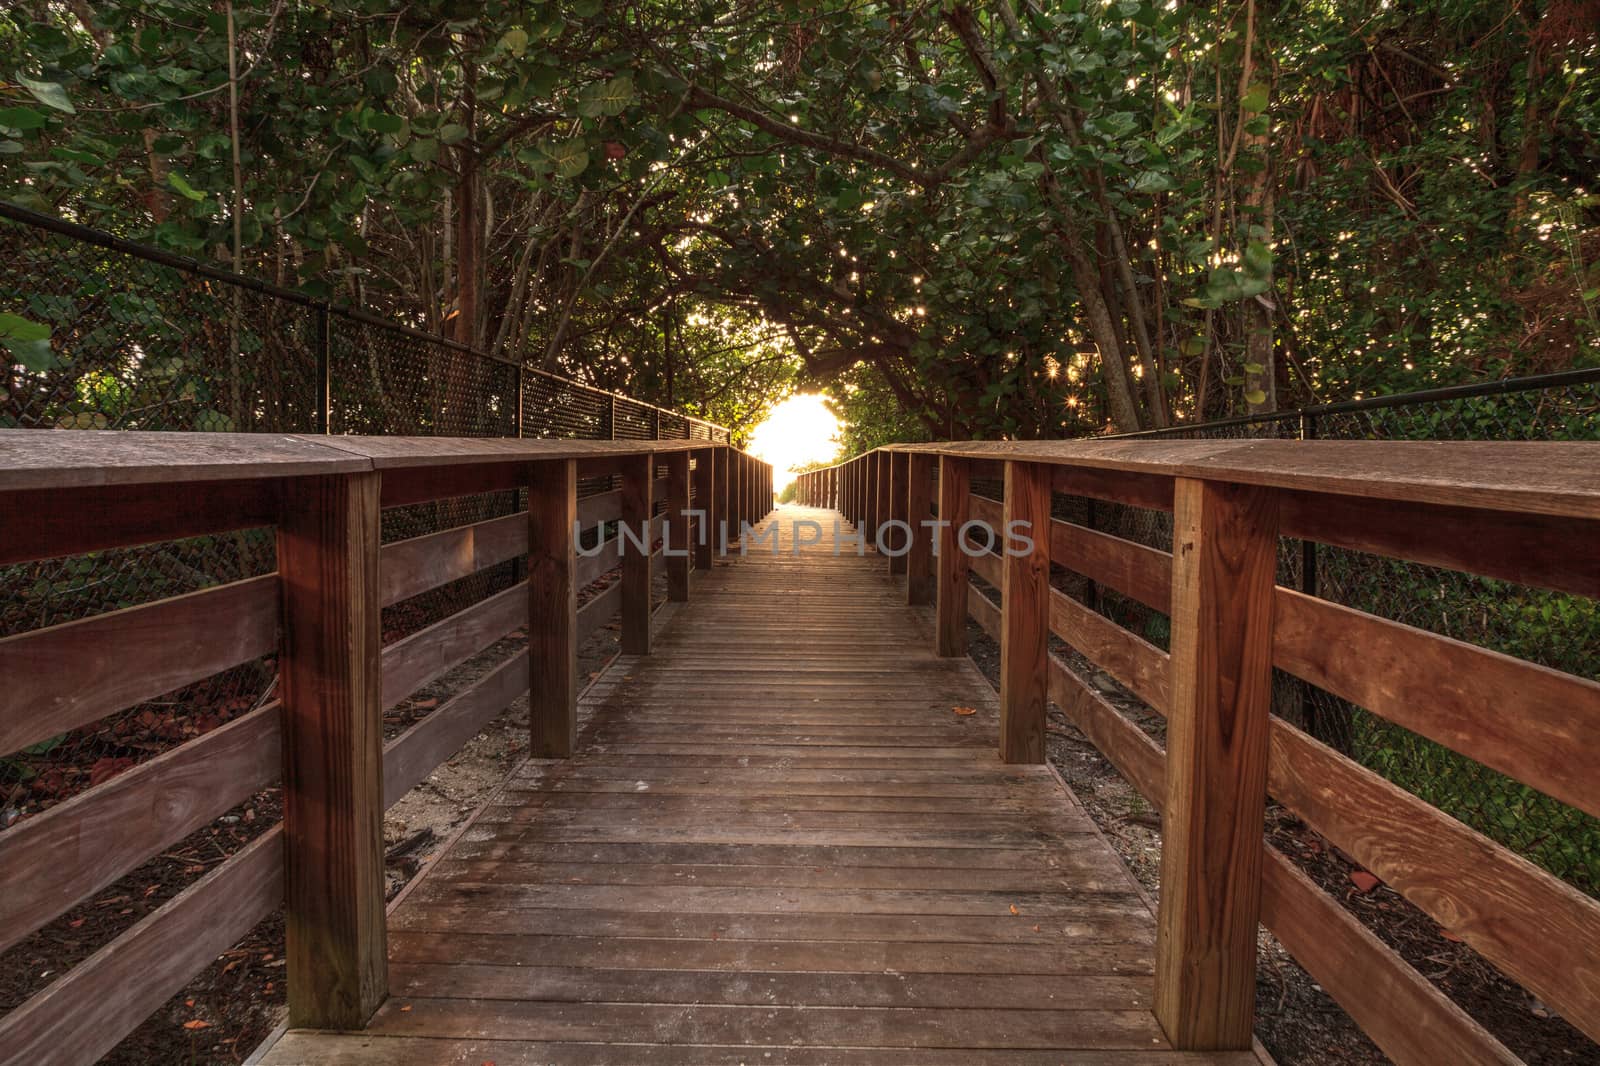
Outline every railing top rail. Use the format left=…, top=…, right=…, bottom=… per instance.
left=831, top=439, right=1600, bottom=520
left=0, top=430, right=739, bottom=493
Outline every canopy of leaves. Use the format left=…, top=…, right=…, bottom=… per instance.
left=3, top=0, right=1596, bottom=448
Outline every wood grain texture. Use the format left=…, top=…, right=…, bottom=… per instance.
left=0, top=702, right=280, bottom=954
left=385, top=652, right=531, bottom=807
left=0, top=827, right=282, bottom=1066
left=380, top=510, right=527, bottom=607
left=1049, top=588, right=1170, bottom=711
left=1047, top=656, right=1165, bottom=807
left=1260, top=850, right=1521, bottom=1066
left=529, top=460, right=578, bottom=758
left=258, top=505, right=1232, bottom=1066
left=693, top=449, right=715, bottom=571
left=888, top=452, right=910, bottom=575
left=665, top=451, right=692, bottom=601
left=620, top=453, right=653, bottom=655
left=714, top=447, right=731, bottom=555
left=577, top=578, right=623, bottom=640
left=276, top=472, right=387, bottom=1030
left=380, top=581, right=526, bottom=710
left=906, top=453, right=936, bottom=605
left=1155, top=478, right=1278, bottom=1051
left=968, top=585, right=1001, bottom=640
left=0, top=478, right=281, bottom=566
left=1275, top=587, right=1600, bottom=819
left=935, top=457, right=972, bottom=657
left=0, top=574, right=278, bottom=756
left=999, top=461, right=1051, bottom=764
left=1051, top=518, right=1172, bottom=613
left=1269, top=722, right=1600, bottom=1045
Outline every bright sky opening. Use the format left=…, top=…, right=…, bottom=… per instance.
left=747, top=393, right=841, bottom=491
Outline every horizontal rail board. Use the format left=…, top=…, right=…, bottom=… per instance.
left=1048, top=589, right=1169, bottom=710
left=1046, top=655, right=1164, bottom=805
left=0, top=827, right=283, bottom=1066
left=384, top=652, right=530, bottom=809
left=381, top=582, right=528, bottom=710
left=1269, top=724, right=1600, bottom=1043
left=1050, top=518, right=1171, bottom=613
left=380, top=513, right=527, bottom=607
left=1275, top=588, right=1600, bottom=820
left=576, top=581, right=623, bottom=640
left=0, top=480, right=283, bottom=565
left=0, top=575, right=279, bottom=756
left=968, top=586, right=1000, bottom=640
left=0, top=702, right=280, bottom=954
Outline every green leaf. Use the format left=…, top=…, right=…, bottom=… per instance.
left=18, top=73, right=75, bottom=114
left=438, top=123, right=469, bottom=145
left=0, top=312, right=55, bottom=372
left=0, top=106, right=47, bottom=131
left=1243, top=239, right=1272, bottom=277
left=167, top=172, right=207, bottom=201
left=570, top=0, right=603, bottom=17
left=1243, top=388, right=1267, bottom=405
left=1240, top=83, right=1269, bottom=114
left=365, top=111, right=404, bottom=134
left=543, top=140, right=589, bottom=179
left=500, top=27, right=529, bottom=56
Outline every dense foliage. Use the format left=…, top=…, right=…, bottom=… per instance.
left=2, top=0, right=1596, bottom=444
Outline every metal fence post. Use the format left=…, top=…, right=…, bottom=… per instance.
left=314, top=304, right=331, bottom=434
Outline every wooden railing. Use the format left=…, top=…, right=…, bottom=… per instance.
left=0, top=431, right=772, bottom=1066
left=796, top=440, right=1600, bottom=1063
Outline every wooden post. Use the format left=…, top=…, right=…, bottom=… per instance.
left=528, top=459, right=577, bottom=758
left=693, top=448, right=715, bottom=573
left=888, top=452, right=909, bottom=576
left=620, top=452, right=653, bottom=655
left=935, top=456, right=970, bottom=657
left=277, top=471, right=386, bottom=1030
left=906, top=452, right=935, bottom=605
left=666, top=450, right=691, bottom=601
left=999, top=460, right=1051, bottom=764
left=715, top=445, right=730, bottom=556
left=1154, top=477, right=1279, bottom=1050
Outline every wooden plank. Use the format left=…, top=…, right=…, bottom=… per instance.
left=276, top=471, right=387, bottom=1029
left=0, top=702, right=279, bottom=954
left=1260, top=849, right=1521, bottom=1066
left=1275, top=587, right=1600, bottom=820
left=968, top=542, right=1002, bottom=588
left=577, top=488, right=622, bottom=530
left=0, top=574, right=278, bottom=756
left=379, top=462, right=526, bottom=508
left=935, top=456, right=971, bottom=656
left=380, top=510, right=527, bottom=607
left=887, top=451, right=910, bottom=575
left=1052, top=465, right=1175, bottom=513
left=1052, top=518, right=1172, bottom=613
left=576, top=580, right=622, bottom=641
left=385, top=652, right=530, bottom=807
left=380, top=581, right=525, bottom=710
left=1047, top=656, right=1165, bottom=808
left=529, top=459, right=578, bottom=758
left=1155, top=478, right=1278, bottom=1051
left=620, top=453, right=653, bottom=655
left=0, top=828, right=282, bottom=1066
left=968, top=586, right=1001, bottom=640
left=999, top=461, right=1051, bottom=764
left=0, top=478, right=281, bottom=566
left=1279, top=489, right=1600, bottom=597
left=665, top=450, right=691, bottom=601
left=714, top=446, right=730, bottom=554
left=1269, top=721, right=1600, bottom=1045
left=906, top=453, right=936, bottom=605
left=0, top=428, right=363, bottom=491
left=693, top=449, right=715, bottom=571
left=1049, top=589, right=1170, bottom=711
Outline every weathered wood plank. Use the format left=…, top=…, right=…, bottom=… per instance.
left=0, top=702, right=279, bottom=954
left=1155, top=479, right=1278, bottom=1051
left=0, top=828, right=282, bottom=1066
left=1000, top=461, right=1051, bottom=764
left=906, top=452, right=936, bottom=604
left=529, top=459, right=578, bottom=758
left=620, top=453, right=653, bottom=655
left=665, top=450, right=691, bottom=600
left=380, top=581, right=525, bottom=710
left=384, top=652, right=529, bottom=807
left=1049, top=588, right=1170, bottom=711
left=0, top=574, right=278, bottom=756
left=379, top=510, right=526, bottom=607
left=276, top=472, right=387, bottom=1029
left=935, top=457, right=972, bottom=656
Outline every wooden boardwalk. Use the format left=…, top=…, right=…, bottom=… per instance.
left=261, top=506, right=1260, bottom=1066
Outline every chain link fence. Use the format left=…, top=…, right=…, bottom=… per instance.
left=0, top=199, right=729, bottom=827
left=1083, top=370, right=1600, bottom=893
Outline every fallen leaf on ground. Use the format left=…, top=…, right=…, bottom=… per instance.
left=1009, top=904, right=1020, bottom=915
left=183, top=1020, right=209, bottom=1031
left=1349, top=871, right=1381, bottom=894
left=952, top=706, right=977, bottom=716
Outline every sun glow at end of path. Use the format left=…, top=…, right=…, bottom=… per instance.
left=747, top=393, right=841, bottom=493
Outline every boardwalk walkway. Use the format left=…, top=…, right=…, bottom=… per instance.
left=261, top=506, right=1260, bottom=1065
